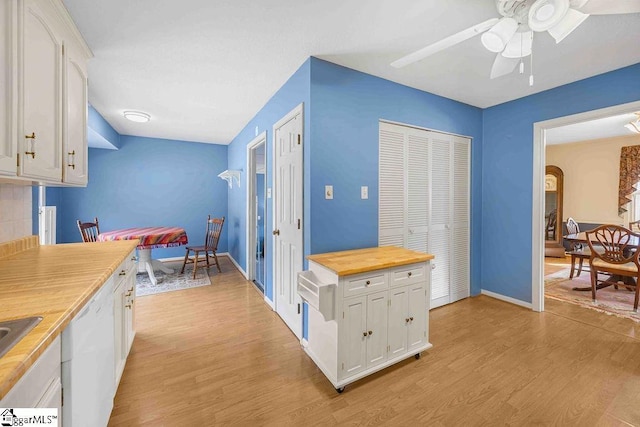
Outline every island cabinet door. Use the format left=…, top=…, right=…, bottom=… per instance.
left=341, top=295, right=367, bottom=377
left=365, top=291, right=388, bottom=368
left=387, top=287, right=409, bottom=358
left=407, top=283, right=427, bottom=351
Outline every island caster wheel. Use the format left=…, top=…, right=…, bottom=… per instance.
left=336, top=387, right=345, bottom=394
left=415, top=353, right=421, bottom=360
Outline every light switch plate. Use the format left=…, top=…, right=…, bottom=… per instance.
left=361, top=186, right=368, bottom=199
left=267, top=188, right=272, bottom=198
left=325, top=185, right=333, bottom=200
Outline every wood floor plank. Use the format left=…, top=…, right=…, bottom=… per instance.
left=109, top=256, right=640, bottom=426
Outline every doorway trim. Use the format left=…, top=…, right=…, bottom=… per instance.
left=246, top=131, right=267, bottom=285
left=531, top=99, right=640, bottom=312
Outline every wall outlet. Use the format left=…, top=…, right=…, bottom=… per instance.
left=361, top=186, right=368, bottom=199
left=325, top=185, right=333, bottom=200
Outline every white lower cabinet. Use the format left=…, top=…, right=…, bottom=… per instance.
left=0, top=336, right=61, bottom=410
left=300, top=258, right=431, bottom=392
left=113, top=249, right=136, bottom=389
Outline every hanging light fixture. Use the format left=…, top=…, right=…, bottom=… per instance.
left=481, top=17, right=519, bottom=52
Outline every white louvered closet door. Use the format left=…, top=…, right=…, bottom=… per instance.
left=379, top=123, right=406, bottom=248
left=451, top=136, right=470, bottom=302
left=429, top=134, right=452, bottom=309
left=406, top=127, right=429, bottom=253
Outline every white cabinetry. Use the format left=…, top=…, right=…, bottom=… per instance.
left=300, top=250, right=432, bottom=392
left=113, top=250, right=137, bottom=389
left=379, top=121, right=470, bottom=309
left=0, top=336, right=61, bottom=411
left=0, top=0, right=90, bottom=184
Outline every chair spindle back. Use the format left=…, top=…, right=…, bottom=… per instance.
left=586, top=225, right=640, bottom=265
left=204, top=216, right=225, bottom=251
left=77, top=217, right=100, bottom=242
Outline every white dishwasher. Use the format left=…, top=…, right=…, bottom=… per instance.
left=62, top=276, right=115, bottom=427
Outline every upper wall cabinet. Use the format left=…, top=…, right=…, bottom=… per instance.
left=0, top=1, right=18, bottom=175
left=0, top=0, right=91, bottom=185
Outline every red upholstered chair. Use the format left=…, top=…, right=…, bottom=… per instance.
left=181, top=216, right=225, bottom=279
left=586, top=225, right=640, bottom=312
left=77, top=217, right=100, bottom=242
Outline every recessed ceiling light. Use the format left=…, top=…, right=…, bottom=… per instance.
left=123, top=111, right=151, bottom=123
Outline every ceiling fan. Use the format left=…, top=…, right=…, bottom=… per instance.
left=391, top=0, right=640, bottom=84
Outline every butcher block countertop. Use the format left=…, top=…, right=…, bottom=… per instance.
left=307, top=246, right=434, bottom=276
left=0, top=236, right=139, bottom=400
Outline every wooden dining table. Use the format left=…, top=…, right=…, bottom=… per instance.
left=98, top=226, right=188, bottom=286
left=564, top=231, right=639, bottom=291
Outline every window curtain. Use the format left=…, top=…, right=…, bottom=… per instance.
left=618, top=145, right=640, bottom=215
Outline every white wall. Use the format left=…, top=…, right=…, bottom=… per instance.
left=546, top=134, right=640, bottom=224
left=0, top=184, right=32, bottom=243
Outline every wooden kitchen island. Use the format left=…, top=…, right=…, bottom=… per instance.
left=298, top=246, right=434, bottom=393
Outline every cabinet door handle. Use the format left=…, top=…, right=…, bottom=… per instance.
left=119, top=270, right=126, bottom=276
left=125, top=291, right=132, bottom=297
left=405, top=318, right=410, bottom=323
left=272, top=229, right=280, bottom=236
left=408, top=272, right=412, bottom=277
left=363, top=332, right=368, bottom=337
left=25, top=132, right=36, bottom=159
left=125, top=304, right=132, bottom=309
left=368, top=330, right=372, bottom=336
left=67, top=150, right=76, bottom=169
left=365, top=280, right=371, bottom=286
left=409, top=317, right=414, bottom=322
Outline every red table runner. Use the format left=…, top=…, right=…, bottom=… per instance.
left=98, top=226, right=188, bottom=249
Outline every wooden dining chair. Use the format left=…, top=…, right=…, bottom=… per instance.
left=586, top=224, right=640, bottom=312
left=181, top=216, right=225, bottom=279
left=545, top=209, right=557, bottom=240
left=76, top=217, right=100, bottom=242
left=565, top=217, right=590, bottom=278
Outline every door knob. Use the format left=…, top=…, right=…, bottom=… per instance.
left=363, top=332, right=368, bottom=337
left=272, top=229, right=280, bottom=236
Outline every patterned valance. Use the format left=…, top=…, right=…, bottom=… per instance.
left=618, top=145, right=640, bottom=215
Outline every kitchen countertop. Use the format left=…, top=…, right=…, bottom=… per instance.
left=0, top=237, right=139, bottom=400
left=307, top=246, right=434, bottom=276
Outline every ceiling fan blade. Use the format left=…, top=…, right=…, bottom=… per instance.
left=391, top=18, right=499, bottom=68
left=576, top=0, right=640, bottom=14
left=490, top=54, right=520, bottom=79
left=548, top=8, right=590, bottom=43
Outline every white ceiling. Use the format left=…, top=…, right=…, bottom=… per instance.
left=62, top=0, right=640, bottom=145
left=546, top=112, right=640, bottom=145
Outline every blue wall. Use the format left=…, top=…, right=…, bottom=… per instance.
left=309, top=58, right=484, bottom=293
left=226, top=59, right=311, bottom=301
left=57, top=136, right=229, bottom=258
left=88, top=105, right=120, bottom=149
left=482, top=63, right=640, bottom=303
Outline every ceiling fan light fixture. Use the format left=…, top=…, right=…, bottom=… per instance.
left=548, top=8, right=589, bottom=42
left=502, top=30, right=533, bottom=58
left=529, top=0, right=570, bottom=31
left=123, top=111, right=151, bottom=123
left=481, top=17, right=518, bottom=53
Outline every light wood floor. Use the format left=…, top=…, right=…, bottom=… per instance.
left=109, top=256, right=640, bottom=426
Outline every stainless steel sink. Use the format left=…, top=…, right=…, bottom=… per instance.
left=0, top=317, right=42, bottom=359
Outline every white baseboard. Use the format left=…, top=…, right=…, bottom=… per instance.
left=481, top=289, right=533, bottom=310
left=264, top=295, right=275, bottom=311
left=301, top=338, right=308, bottom=348
left=224, top=252, right=248, bottom=279
left=157, top=256, right=185, bottom=263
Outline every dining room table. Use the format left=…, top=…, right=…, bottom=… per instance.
left=98, top=226, right=189, bottom=286
left=564, top=231, right=639, bottom=291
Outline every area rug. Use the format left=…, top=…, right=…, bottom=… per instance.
left=545, top=268, right=640, bottom=322
left=136, top=261, right=211, bottom=297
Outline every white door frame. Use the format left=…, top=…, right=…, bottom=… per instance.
left=246, top=131, right=267, bottom=284
left=272, top=102, right=304, bottom=334
left=531, top=99, right=640, bottom=312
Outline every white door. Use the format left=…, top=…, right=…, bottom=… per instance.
left=0, top=0, right=17, bottom=175
left=273, top=105, right=303, bottom=338
left=342, top=295, right=367, bottom=377
left=63, top=42, right=88, bottom=185
left=407, top=283, right=426, bottom=351
left=388, top=286, right=408, bottom=358
left=451, top=136, right=470, bottom=302
left=20, top=0, right=62, bottom=181
left=365, top=291, right=388, bottom=368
